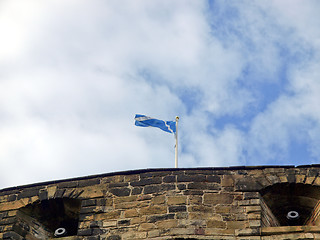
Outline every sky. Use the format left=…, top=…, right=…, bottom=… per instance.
left=1, top=0, right=320, bottom=189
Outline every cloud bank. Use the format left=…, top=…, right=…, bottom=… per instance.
left=0, top=0, right=320, bottom=188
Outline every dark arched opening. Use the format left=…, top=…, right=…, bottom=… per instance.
left=14, top=198, right=81, bottom=238
left=260, top=183, right=320, bottom=226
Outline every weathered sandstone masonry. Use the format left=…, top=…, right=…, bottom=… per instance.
left=1, top=165, right=320, bottom=239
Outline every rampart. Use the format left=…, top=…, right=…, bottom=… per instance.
left=1, top=165, right=320, bottom=239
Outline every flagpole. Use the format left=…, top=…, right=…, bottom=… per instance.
left=175, top=116, right=179, bottom=168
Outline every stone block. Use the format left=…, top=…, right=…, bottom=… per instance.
left=124, top=209, right=139, bottom=218
left=177, top=184, right=186, bottom=190
left=308, top=168, right=319, bottom=177
left=305, top=176, right=316, bottom=184
left=246, top=206, right=261, bottom=213
left=261, top=226, right=303, bottom=235
left=79, top=213, right=94, bottom=221
left=78, top=178, right=100, bottom=187
left=256, top=177, right=271, bottom=188
left=314, top=177, right=320, bottom=186
left=58, top=181, right=78, bottom=188
left=147, top=214, right=175, bottom=223
left=140, top=171, right=170, bottom=178
left=215, top=205, right=232, bottom=214
left=222, top=175, right=234, bottom=187
left=153, top=195, right=166, bottom=205
left=248, top=213, right=260, bottom=220
left=7, top=195, right=17, bottom=202
left=244, top=192, right=259, bottom=200
left=204, top=193, right=234, bottom=205
left=234, top=194, right=243, bottom=201
left=80, top=186, right=104, bottom=198
left=139, top=205, right=167, bottom=215
left=0, top=199, right=27, bottom=212
left=38, top=190, right=48, bottom=201
left=122, top=231, right=147, bottom=239
left=287, top=174, right=296, bottom=183
left=46, top=186, right=57, bottom=199
left=156, top=219, right=178, bottom=229
left=236, top=213, right=248, bottom=221
left=124, top=174, right=140, bottom=182
left=207, top=175, right=221, bottom=183
left=236, top=228, right=260, bottom=236
left=95, top=211, right=121, bottom=220
left=183, top=190, right=204, bottom=195
left=167, top=196, right=187, bottom=205
left=115, top=201, right=147, bottom=210
left=102, top=221, right=117, bottom=227
left=163, top=175, right=176, bottom=183
left=227, top=221, right=247, bottom=229
left=109, top=187, right=131, bottom=197
left=78, top=228, right=93, bottom=236
left=250, top=199, right=260, bottom=206
left=54, top=189, right=65, bottom=198
left=136, top=195, right=152, bottom=201
left=176, top=212, right=189, bottom=219
left=189, top=205, right=214, bottom=213
left=168, top=205, right=187, bottom=213
left=80, top=206, right=96, bottom=214
left=108, top=182, right=129, bottom=188
left=295, top=174, right=305, bottom=183
left=117, top=219, right=130, bottom=226
left=148, top=229, right=160, bottom=238
left=168, top=227, right=195, bottom=235
left=17, top=189, right=39, bottom=200
left=207, top=220, right=227, bottom=228
left=177, top=174, right=206, bottom=182
left=130, top=177, right=162, bottom=187
left=248, top=220, right=261, bottom=227
left=103, top=198, right=113, bottom=206
left=131, top=216, right=147, bottom=225
left=63, top=188, right=75, bottom=198
left=114, top=195, right=137, bottom=203
left=82, top=199, right=96, bottom=207
left=144, top=183, right=175, bottom=194
left=238, top=200, right=251, bottom=206
left=132, top=187, right=143, bottom=195
left=205, top=227, right=235, bottom=235
left=188, top=195, right=203, bottom=205
left=187, top=182, right=209, bottom=190
left=109, top=175, right=125, bottom=184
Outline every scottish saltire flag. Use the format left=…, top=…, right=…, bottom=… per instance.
left=134, top=114, right=176, bottom=134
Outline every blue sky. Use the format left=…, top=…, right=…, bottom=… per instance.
left=0, top=0, right=320, bottom=188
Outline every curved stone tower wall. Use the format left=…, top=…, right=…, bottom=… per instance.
left=1, top=165, right=320, bottom=239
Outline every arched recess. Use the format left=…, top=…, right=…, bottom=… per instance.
left=260, top=183, right=320, bottom=226
left=14, top=198, right=81, bottom=239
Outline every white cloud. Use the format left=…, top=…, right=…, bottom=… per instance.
left=239, top=1, right=320, bottom=165
left=0, top=0, right=46, bottom=62
left=246, top=59, right=320, bottom=164
left=1, top=0, right=320, bottom=188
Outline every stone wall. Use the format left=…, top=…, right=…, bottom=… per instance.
left=1, top=165, right=320, bottom=239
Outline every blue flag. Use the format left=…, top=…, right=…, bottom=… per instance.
left=134, top=114, right=176, bottom=134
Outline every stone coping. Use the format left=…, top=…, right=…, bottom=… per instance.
left=3, top=164, right=320, bottom=192
left=262, top=226, right=320, bottom=235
